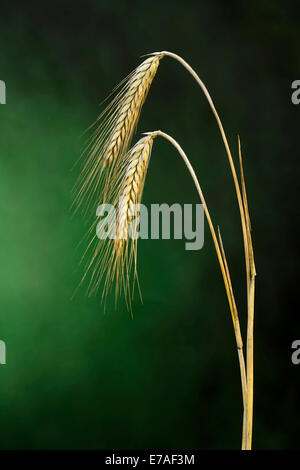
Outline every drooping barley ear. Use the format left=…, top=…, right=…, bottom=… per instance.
left=102, top=62, right=158, bottom=170
left=73, top=55, right=162, bottom=215
left=81, top=135, right=154, bottom=308
left=114, top=136, right=153, bottom=255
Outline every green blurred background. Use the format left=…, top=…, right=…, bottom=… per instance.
left=0, top=0, right=299, bottom=449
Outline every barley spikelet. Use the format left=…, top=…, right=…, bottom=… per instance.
left=73, top=55, right=162, bottom=216
left=80, top=135, right=154, bottom=308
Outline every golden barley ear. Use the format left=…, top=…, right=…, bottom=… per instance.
left=80, top=135, right=154, bottom=310
left=72, top=55, right=162, bottom=217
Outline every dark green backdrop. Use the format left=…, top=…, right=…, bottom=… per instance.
left=0, top=0, right=299, bottom=449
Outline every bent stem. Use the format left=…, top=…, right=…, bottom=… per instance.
left=157, top=51, right=249, bottom=265
left=154, top=51, right=255, bottom=450
left=147, top=130, right=247, bottom=438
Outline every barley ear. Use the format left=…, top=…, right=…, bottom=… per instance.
left=73, top=55, right=162, bottom=216
left=81, top=135, right=154, bottom=309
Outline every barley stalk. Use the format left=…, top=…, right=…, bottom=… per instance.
left=146, top=130, right=247, bottom=412
left=76, top=51, right=256, bottom=450
left=150, top=50, right=256, bottom=450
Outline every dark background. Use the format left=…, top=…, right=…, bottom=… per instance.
left=0, top=0, right=299, bottom=449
